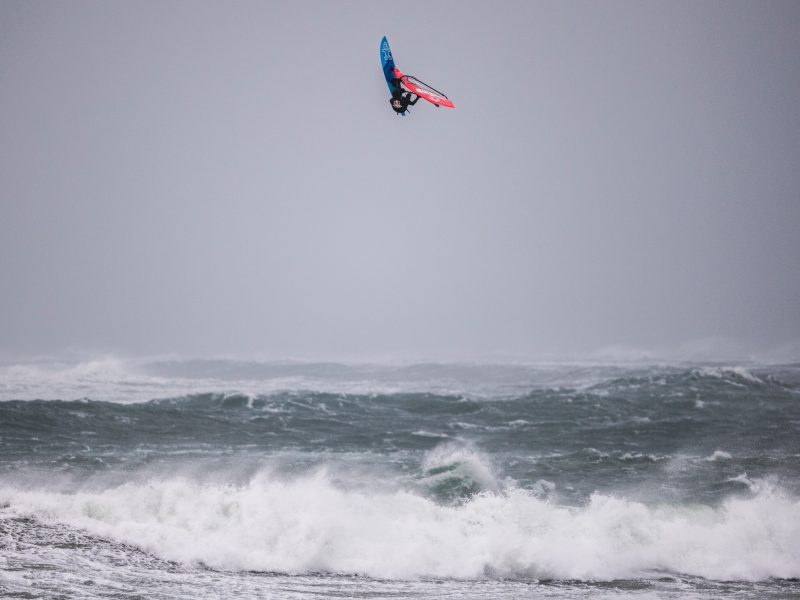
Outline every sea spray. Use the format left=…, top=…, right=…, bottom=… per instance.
left=419, top=442, right=502, bottom=502
left=2, top=471, right=798, bottom=581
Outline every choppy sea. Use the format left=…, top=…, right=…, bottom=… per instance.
left=1, top=358, right=799, bottom=599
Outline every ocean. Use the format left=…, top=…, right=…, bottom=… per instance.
left=1, top=359, right=798, bottom=599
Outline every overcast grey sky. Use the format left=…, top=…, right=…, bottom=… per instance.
left=1, top=1, right=799, bottom=361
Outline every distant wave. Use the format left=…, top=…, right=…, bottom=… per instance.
left=2, top=367, right=798, bottom=471
left=1, top=357, right=797, bottom=403
left=2, top=364, right=795, bottom=435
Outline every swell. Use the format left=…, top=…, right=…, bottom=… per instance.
left=2, top=366, right=797, bottom=451
left=3, top=368, right=799, bottom=508
left=2, top=367, right=799, bottom=463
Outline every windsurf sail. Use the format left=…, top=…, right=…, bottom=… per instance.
left=380, top=36, right=455, bottom=110
left=393, top=67, right=455, bottom=109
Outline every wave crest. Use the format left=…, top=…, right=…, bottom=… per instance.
left=2, top=473, right=798, bottom=581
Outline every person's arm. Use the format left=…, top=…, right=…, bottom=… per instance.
left=408, top=95, right=420, bottom=105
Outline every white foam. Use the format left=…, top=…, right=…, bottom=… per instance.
left=411, top=430, right=449, bottom=439
left=0, top=357, right=676, bottom=403
left=2, top=473, right=798, bottom=582
left=696, top=366, right=763, bottom=385
left=705, top=450, right=732, bottom=462
left=0, top=358, right=247, bottom=403
left=620, top=453, right=664, bottom=462
left=727, top=473, right=755, bottom=488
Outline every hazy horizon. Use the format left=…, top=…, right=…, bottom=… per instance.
left=2, top=1, right=799, bottom=363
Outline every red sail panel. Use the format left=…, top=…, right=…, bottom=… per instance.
left=393, top=68, right=455, bottom=109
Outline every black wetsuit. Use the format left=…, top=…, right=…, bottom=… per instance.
left=389, top=78, right=419, bottom=114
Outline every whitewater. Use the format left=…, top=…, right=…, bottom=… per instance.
left=1, top=358, right=799, bottom=599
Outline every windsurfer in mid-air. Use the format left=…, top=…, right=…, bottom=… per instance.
left=389, top=77, right=419, bottom=114
left=381, top=37, right=454, bottom=115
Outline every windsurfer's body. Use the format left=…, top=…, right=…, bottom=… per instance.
left=380, top=38, right=454, bottom=114
left=389, top=78, right=419, bottom=114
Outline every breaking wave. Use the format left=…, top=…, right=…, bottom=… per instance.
left=2, top=471, right=798, bottom=582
